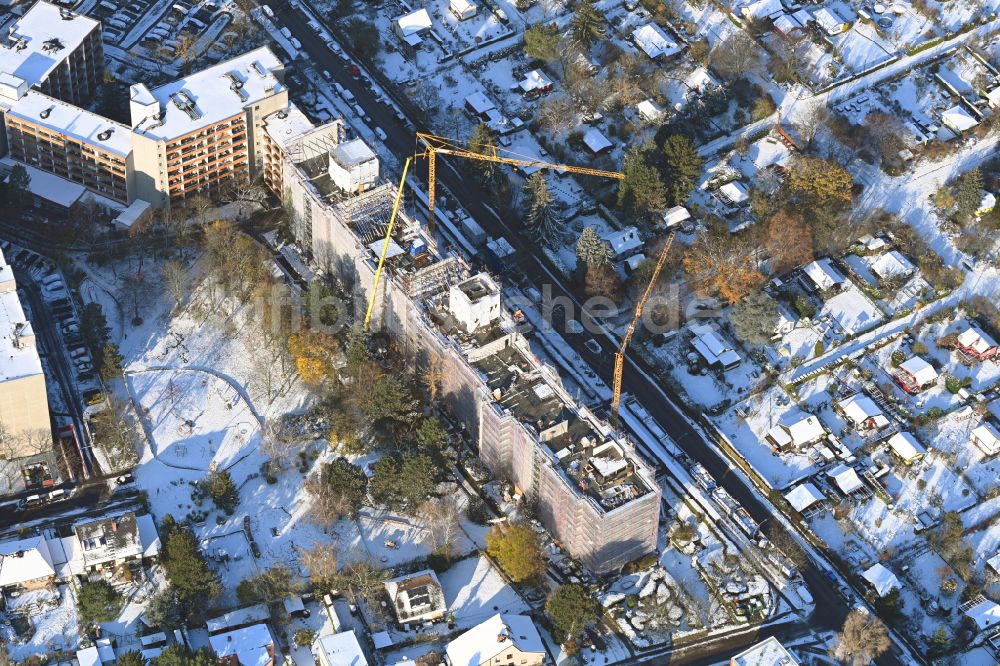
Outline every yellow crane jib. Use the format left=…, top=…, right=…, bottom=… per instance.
left=363, top=156, right=412, bottom=331
left=414, top=132, right=624, bottom=216
left=611, top=230, right=676, bottom=430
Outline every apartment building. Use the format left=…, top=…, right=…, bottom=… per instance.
left=275, top=114, right=660, bottom=574
left=0, top=247, right=51, bottom=459
left=6, top=90, right=133, bottom=202
left=0, top=1, right=104, bottom=108
left=129, top=46, right=288, bottom=206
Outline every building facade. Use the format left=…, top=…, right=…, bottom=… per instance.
left=272, top=112, right=660, bottom=574
left=0, top=248, right=51, bottom=457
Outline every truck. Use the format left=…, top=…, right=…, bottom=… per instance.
left=458, top=215, right=487, bottom=247
left=690, top=463, right=716, bottom=492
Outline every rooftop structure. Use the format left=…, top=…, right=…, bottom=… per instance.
left=690, top=323, right=741, bottom=370
left=446, top=614, right=545, bottom=666
left=828, top=463, right=864, bottom=495
left=0, top=247, right=51, bottom=453
left=784, top=482, right=825, bottom=513
left=802, top=258, right=846, bottom=291
left=970, top=422, right=1000, bottom=456
left=207, top=604, right=272, bottom=635
left=729, top=636, right=800, bottom=666
left=9, top=89, right=133, bottom=157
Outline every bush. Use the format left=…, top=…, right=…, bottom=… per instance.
left=945, top=375, right=962, bottom=394
left=794, top=296, right=816, bottom=319
left=293, top=629, right=316, bottom=648
left=890, top=350, right=905, bottom=367
left=77, top=579, right=124, bottom=624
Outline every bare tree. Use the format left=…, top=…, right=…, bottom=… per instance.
left=831, top=610, right=891, bottom=666
left=794, top=101, right=830, bottom=150
left=89, top=394, right=141, bottom=471
left=421, top=495, right=465, bottom=559
left=222, top=176, right=268, bottom=220
left=298, top=540, right=340, bottom=588
left=162, top=260, right=190, bottom=310
left=766, top=523, right=808, bottom=570
left=259, top=419, right=296, bottom=472
left=421, top=353, right=444, bottom=402
left=537, top=97, right=577, bottom=133
left=335, top=560, right=389, bottom=606
left=710, top=31, right=762, bottom=81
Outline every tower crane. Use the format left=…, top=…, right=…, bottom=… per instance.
left=366, top=133, right=671, bottom=432
left=610, top=230, right=676, bottom=429
left=414, top=132, right=624, bottom=215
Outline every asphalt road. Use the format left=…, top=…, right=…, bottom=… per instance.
left=266, top=5, right=908, bottom=662
left=15, top=269, right=95, bottom=478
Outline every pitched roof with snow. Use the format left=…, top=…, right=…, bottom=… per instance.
left=394, top=8, right=433, bottom=35
left=886, top=431, right=925, bottom=462
left=971, top=422, right=1000, bottom=455
left=898, top=356, right=937, bottom=385
left=602, top=226, right=642, bottom=258
left=956, top=324, right=997, bottom=354
left=0, top=535, right=55, bottom=588
left=784, top=483, right=825, bottom=513
left=731, top=636, right=801, bottom=666
left=868, top=250, right=915, bottom=280
left=718, top=180, right=749, bottom=204
left=690, top=323, right=741, bottom=368
left=861, top=563, right=901, bottom=596
left=631, top=23, right=681, bottom=59
left=767, top=413, right=825, bottom=449
left=317, top=630, right=367, bottom=666
left=209, top=623, right=275, bottom=666
left=942, top=105, right=979, bottom=133
left=583, top=127, right=612, bottom=154
left=519, top=69, right=552, bottom=93
left=662, top=205, right=690, bottom=227
left=740, top=0, right=783, bottom=19
left=964, top=597, right=1000, bottom=632
left=813, top=7, right=847, bottom=33
left=827, top=464, right=864, bottom=495
left=636, top=99, right=663, bottom=122
left=446, top=614, right=544, bottom=666
left=802, top=259, right=845, bottom=290
left=837, top=394, right=887, bottom=429
left=464, top=92, right=495, bottom=115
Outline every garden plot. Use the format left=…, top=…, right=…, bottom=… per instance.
left=819, top=283, right=885, bottom=338
left=424, top=0, right=511, bottom=51
left=3, top=585, right=79, bottom=662
left=127, top=368, right=262, bottom=471
left=715, top=386, right=822, bottom=490
left=830, top=21, right=896, bottom=73
left=439, top=554, right=531, bottom=627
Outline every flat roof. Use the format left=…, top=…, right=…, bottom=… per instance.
left=0, top=248, right=44, bottom=382
left=0, top=1, right=99, bottom=90
left=1, top=156, right=84, bottom=207
left=264, top=104, right=315, bottom=150
left=330, top=138, right=377, bottom=168
left=135, top=46, right=285, bottom=141
left=9, top=90, right=133, bottom=157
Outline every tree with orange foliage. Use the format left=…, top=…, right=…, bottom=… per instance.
left=288, top=329, right=340, bottom=386
left=765, top=209, right=814, bottom=274
left=683, top=230, right=765, bottom=305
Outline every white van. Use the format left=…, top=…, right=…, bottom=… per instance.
left=261, top=3, right=274, bottom=17
left=279, top=26, right=292, bottom=38
left=374, top=127, right=387, bottom=141
left=341, top=88, right=355, bottom=103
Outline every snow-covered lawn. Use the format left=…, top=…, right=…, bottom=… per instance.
left=439, top=555, right=531, bottom=628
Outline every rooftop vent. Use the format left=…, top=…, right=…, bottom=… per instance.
left=39, top=105, right=53, bottom=119
left=169, top=90, right=201, bottom=120
left=251, top=60, right=267, bottom=77
left=224, top=72, right=248, bottom=102
left=97, top=127, right=114, bottom=141
left=59, top=8, right=76, bottom=20
left=42, top=37, right=64, bottom=52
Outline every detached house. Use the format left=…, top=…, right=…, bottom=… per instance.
left=73, top=512, right=160, bottom=573
left=210, top=623, right=278, bottom=666
left=893, top=356, right=938, bottom=394
left=954, top=324, right=998, bottom=362
left=446, top=614, right=545, bottom=666
left=765, top=413, right=826, bottom=452
left=971, top=422, right=1000, bottom=456
left=836, top=394, right=889, bottom=433
left=0, top=535, right=56, bottom=593
left=517, top=70, right=553, bottom=99
left=384, top=569, right=446, bottom=625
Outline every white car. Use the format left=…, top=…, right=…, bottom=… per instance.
left=374, top=127, right=387, bottom=141
left=290, top=37, right=302, bottom=49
